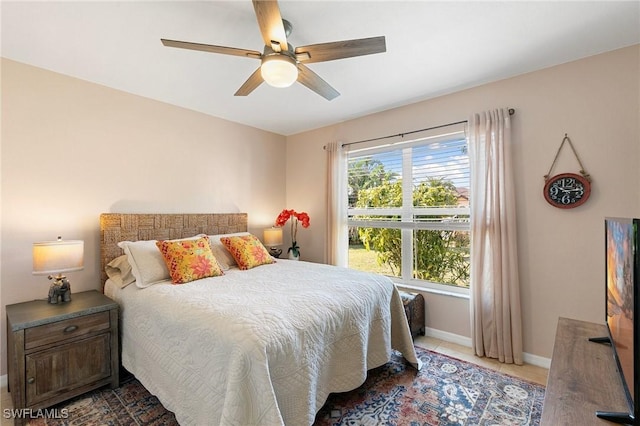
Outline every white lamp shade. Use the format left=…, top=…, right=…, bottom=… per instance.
left=33, top=239, right=84, bottom=275
left=261, top=55, right=298, bottom=88
left=263, top=227, right=283, bottom=247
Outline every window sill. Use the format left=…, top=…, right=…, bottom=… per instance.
left=393, top=279, right=470, bottom=300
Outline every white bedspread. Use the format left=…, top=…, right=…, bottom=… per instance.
left=106, top=260, right=419, bottom=426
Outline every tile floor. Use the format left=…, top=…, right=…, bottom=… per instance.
left=1, top=383, right=13, bottom=426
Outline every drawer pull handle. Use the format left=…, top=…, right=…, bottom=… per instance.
left=63, top=325, right=78, bottom=333
left=27, top=377, right=35, bottom=384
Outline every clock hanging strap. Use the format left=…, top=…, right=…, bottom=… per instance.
left=544, top=133, right=591, bottom=182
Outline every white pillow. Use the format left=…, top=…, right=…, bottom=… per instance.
left=105, top=255, right=136, bottom=289
left=118, top=234, right=210, bottom=288
left=117, top=240, right=169, bottom=288
left=208, top=232, right=251, bottom=270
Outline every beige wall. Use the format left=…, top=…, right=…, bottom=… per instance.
left=0, top=59, right=287, bottom=376
left=287, top=44, right=640, bottom=360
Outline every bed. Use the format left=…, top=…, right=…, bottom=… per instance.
left=100, top=213, right=420, bottom=426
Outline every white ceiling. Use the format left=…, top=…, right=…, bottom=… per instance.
left=2, top=1, right=639, bottom=136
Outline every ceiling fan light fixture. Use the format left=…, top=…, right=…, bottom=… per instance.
left=261, top=55, right=298, bottom=88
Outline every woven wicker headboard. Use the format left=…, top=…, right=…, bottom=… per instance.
left=99, top=213, right=248, bottom=286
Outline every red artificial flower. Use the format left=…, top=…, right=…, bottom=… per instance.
left=295, top=212, right=310, bottom=228
left=274, top=209, right=311, bottom=252
left=275, top=209, right=292, bottom=227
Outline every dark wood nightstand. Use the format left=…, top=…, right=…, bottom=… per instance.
left=6, top=290, right=119, bottom=425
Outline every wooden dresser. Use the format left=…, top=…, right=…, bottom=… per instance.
left=6, top=290, right=119, bottom=425
left=541, top=317, right=629, bottom=425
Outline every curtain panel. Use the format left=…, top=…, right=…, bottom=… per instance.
left=468, top=108, right=523, bottom=365
left=325, top=141, right=348, bottom=267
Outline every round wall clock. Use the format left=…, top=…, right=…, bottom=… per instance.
left=543, top=172, right=591, bottom=209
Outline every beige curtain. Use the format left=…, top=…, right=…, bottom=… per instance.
left=325, top=141, right=348, bottom=266
left=468, top=109, right=523, bottom=365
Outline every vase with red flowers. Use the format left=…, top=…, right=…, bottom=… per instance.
left=275, top=209, right=310, bottom=260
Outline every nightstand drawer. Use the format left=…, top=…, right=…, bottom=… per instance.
left=24, top=311, right=110, bottom=350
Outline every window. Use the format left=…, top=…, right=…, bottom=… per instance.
left=346, top=131, right=470, bottom=292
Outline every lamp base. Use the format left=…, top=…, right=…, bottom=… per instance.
left=268, top=247, right=282, bottom=258
left=47, top=275, right=72, bottom=304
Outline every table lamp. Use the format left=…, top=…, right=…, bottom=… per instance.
left=263, top=227, right=283, bottom=258
left=33, top=237, right=84, bottom=304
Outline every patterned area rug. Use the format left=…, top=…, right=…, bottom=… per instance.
left=28, top=346, right=544, bottom=426
left=315, top=347, right=545, bottom=426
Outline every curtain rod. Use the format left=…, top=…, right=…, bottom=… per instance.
left=340, top=108, right=515, bottom=149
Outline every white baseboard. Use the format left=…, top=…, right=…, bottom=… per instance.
left=424, top=327, right=551, bottom=369
left=522, top=352, right=551, bottom=369
left=425, top=326, right=472, bottom=347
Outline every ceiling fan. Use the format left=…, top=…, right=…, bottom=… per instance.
left=161, top=0, right=386, bottom=100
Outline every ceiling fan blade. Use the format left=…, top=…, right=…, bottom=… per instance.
left=161, top=39, right=262, bottom=59
left=252, top=0, right=288, bottom=52
left=297, top=64, right=339, bottom=101
left=295, top=36, right=386, bottom=63
left=234, top=67, right=264, bottom=96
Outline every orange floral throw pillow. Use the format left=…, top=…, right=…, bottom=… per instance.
left=220, top=234, right=275, bottom=270
left=156, top=236, right=224, bottom=284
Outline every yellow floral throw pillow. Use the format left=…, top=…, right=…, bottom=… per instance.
left=156, top=236, right=224, bottom=284
left=220, top=234, right=275, bottom=270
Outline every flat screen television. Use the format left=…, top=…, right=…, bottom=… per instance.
left=590, top=217, right=640, bottom=425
